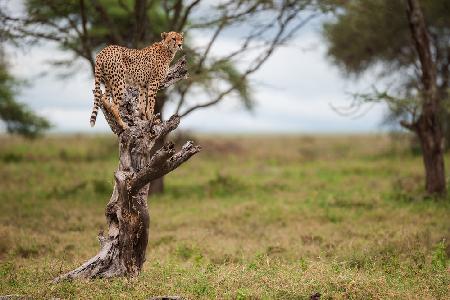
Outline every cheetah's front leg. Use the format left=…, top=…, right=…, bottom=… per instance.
left=145, top=80, right=160, bottom=123
left=137, top=85, right=147, bottom=120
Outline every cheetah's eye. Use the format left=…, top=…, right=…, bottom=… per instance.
left=172, top=38, right=176, bottom=41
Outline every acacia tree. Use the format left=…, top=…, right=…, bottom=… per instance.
left=0, top=0, right=318, bottom=192
left=323, top=0, right=449, bottom=196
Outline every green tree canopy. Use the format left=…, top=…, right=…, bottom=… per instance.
left=0, top=51, right=51, bottom=138
left=1, top=0, right=317, bottom=118
left=323, top=0, right=450, bottom=128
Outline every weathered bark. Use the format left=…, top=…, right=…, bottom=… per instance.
left=54, top=56, right=198, bottom=281
left=403, top=0, right=446, bottom=196
left=149, top=93, right=167, bottom=195
left=416, top=117, right=446, bottom=194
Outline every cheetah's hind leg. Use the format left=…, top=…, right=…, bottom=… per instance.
left=101, top=90, right=128, bottom=130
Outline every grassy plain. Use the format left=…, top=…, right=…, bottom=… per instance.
left=0, top=134, right=449, bottom=299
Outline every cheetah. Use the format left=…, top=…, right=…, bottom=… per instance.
left=89, top=31, right=184, bottom=129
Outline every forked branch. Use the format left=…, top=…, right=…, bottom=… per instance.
left=130, top=139, right=201, bottom=195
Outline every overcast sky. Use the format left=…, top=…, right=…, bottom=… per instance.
left=6, top=9, right=386, bottom=134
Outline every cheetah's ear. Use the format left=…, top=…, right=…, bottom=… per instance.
left=161, top=32, right=168, bottom=40
left=180, top=32, right=184, bottom=36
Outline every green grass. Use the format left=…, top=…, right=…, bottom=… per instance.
left=0, top=134, right=449, bottom=299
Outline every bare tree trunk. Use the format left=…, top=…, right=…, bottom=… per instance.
left=54, top=56, right=197, bottom=281
left=415, top=117, right=446, bottom=194
left=403, top=0, right=446, bottom=196
left=149, top=92, right=167, bottom=195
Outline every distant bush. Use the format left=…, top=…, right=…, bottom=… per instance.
left=206, top=173, right=246, bottom=197
left=92, top=179, right=111, bottom=195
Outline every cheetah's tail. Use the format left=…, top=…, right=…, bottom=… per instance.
left=90, top=73, right=102, bottom=127
left=90, top=99, right=99, bottom=127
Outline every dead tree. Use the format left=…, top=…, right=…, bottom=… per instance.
left=54, top=56, right=200, bottom=281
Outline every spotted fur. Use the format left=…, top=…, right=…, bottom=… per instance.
left=90, top=31, right=184, bottom=128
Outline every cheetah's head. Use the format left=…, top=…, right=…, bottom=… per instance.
left=161, top=31, right=184, bottom=53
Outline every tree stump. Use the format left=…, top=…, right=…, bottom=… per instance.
left=54, top=56, right=200, bottom=281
